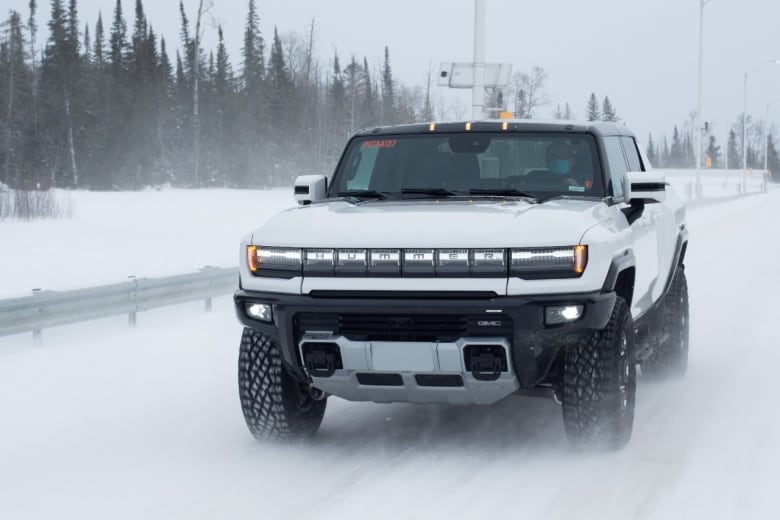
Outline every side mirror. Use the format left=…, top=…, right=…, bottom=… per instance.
left=294, top=175, right=327, bottom=205
left=626, top=171, right=666, bottom=204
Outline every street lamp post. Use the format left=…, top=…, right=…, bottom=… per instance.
left=695, top=0, right=712, bottom=199
left=472, top=0, right=486, bottom=120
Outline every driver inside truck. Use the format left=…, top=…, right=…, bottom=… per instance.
left=546, top=141, right=593, bottom=189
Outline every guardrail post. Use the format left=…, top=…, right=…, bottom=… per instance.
left=31, top=288, right=43, bottom=345
left=128, top=276, right=138, bottom=327
left=202, top=266, right=214, bottom=312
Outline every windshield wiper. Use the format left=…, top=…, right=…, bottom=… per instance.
left=400, top=187, right=460, bottom=197
left=336, top=189, right=389, bottom=200
left=468, top=188, right=538, bottom=201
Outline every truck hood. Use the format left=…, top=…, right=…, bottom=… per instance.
left=252, top=198, right=609, bottom=248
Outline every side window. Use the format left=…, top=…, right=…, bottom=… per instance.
left=620, top=136, right=643, bottom=172
left=603, top=137, right=628, bottom=199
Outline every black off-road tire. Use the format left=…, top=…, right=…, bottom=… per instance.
left=641, top=267, right=689, bottom=380
left=562, top=297, right=636, bottom=450
left=238, top=328, right=326, bottom=441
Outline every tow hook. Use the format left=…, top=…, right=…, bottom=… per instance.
left=464, top=345, right=508, bottom=381
left=302, top=342, right=342, bottom=378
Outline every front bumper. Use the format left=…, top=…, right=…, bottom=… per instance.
left=234, top=289, right=616, bottom=403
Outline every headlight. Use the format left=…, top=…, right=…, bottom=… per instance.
left=247, top=246, right=303, bottom=277
left=510, top=245, right=587, bottom=279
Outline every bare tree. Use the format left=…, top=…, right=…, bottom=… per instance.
left=510, top=66, right=548, bottom=119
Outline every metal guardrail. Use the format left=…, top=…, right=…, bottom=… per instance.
left=0, top=266, right=237, bottom=340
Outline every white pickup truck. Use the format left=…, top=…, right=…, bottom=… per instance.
left=234, top=120, right=689, bottom=449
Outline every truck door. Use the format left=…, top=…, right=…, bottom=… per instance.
left=621, top=136, right=678, bottom=307
left=604, top=136, right=657, bottom=318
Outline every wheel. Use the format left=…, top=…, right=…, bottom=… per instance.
left=562, top=296, right=636, bottom=450
left=641, top=267, right=689, bottom=379
left=238, top=328, right=327, bottom=441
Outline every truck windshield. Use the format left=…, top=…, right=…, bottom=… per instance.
left=329, top=132, right=604, bottom=199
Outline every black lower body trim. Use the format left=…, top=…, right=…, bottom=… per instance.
left=356, top=373, right=404, bottom=386
left=415, top=374, right=465, bottom=387
left=234, top=289, right=617, bottom=388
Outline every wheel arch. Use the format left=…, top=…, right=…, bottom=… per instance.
left=661, top=229, right=689, bottom=298
left=602, top=250, right=636, bottom=307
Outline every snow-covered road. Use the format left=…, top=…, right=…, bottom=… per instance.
left=2, top=191, right=780, bottom=519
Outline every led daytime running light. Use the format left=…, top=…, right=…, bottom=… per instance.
left=574, top=245, right=588, bottom=274
left=247, top=245, right=258, bottom=272
left=247, top=245, right=588, bottom=278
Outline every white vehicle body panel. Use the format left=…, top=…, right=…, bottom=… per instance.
left=251, top=199, right=606, bottom=249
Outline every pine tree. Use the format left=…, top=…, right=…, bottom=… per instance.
left=267, top=27, right=291, bottom=132
left=360, top=56, right=378, bottom=127
left=563, top=102, right=572, bottom=120
left=131, top=0, right=148, bottom=83
left=727, top=129, right=739, bottom=168
left=646, top=133, right=658, bottom=166
left=67, top=0, right=79, bottom=57
left=343, top=55, right=362, bottom=132
left=213, top=25, right=233, bottom=176
left=109, top=0, right=127, bottom=78
left=381, top=46, right=395, bottom=124
left=660, top=136, right=670, bottom=168
left=586, top=93, right=600, bottom=121
left=601, top=96, right=618, bottom=122
left=683, top=131, right=695, bottom=168
left=104, top=0, right=130, bottom=187
left=159, top=36, right=171, bottom=83
left=78, top=11, right=109, bottom=188
left=93, top=12, right=105, bottom=66
left=241, top=0, right=264, bottom=100
left=670, top=126, right=683, bottom=168
left=766, top=132, right=780, bottom=179
left=82, top=24, right=90, bottom=61
left=214, top=25, right=233, bottom=99
left=326, top=52, right=348, bottom=160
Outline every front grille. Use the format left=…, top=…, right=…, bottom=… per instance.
left=340, top=314, right=466, bottom=342
left=295, top=313, right=513, bottom=343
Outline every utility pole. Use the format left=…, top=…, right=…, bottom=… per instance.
left=472, top=0, right=486, bottom=120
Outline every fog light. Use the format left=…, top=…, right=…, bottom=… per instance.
left=545, top=305, right=584, bottom=325
left=246, top=303, right=273, bottom=323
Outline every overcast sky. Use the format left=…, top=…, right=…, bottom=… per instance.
left=7, top=0, right=780, bottom=150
